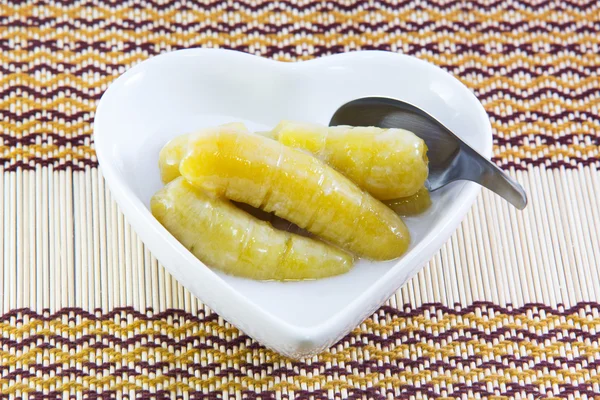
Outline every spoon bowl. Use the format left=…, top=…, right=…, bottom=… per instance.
left=330, top=97, right=527, bottom=209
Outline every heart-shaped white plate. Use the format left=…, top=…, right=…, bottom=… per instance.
left=94, top=49, right=492, bottom=358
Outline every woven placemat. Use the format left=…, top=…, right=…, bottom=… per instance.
left=1, top=1, right=599, bottom=399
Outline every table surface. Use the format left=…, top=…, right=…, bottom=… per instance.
left=1, top=1, right=599, bottom=399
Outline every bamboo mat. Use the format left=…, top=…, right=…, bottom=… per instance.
left=1, top=1, right=600, bottom=399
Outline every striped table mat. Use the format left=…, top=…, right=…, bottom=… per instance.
left=1, top=1, right=599, bottom=399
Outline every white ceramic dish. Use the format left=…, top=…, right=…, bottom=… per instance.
left=94, top=49, right=492, bottom=358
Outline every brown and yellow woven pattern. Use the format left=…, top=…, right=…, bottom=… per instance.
left=1, top=0, right=599, bottom=171
left=1, top=1, right=600, bottom=399
left=2, top=304, right=600, bottom=399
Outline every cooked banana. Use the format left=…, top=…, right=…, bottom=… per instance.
left=385, top=187, right=432, bottom=216
left=159, top=124, right=431, bottom=218
left=272, top=121, right=428, bottom=200
left=158, top=122, right=248, bottom=184
left=179, top=130, right=410, bottom=260
left=151, top=177, right=353, bottom=280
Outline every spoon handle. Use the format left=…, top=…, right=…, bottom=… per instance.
left=431, top=145, right=528, bottom=210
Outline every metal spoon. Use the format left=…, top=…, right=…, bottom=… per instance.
left=329, top=96, right=527, bottom=210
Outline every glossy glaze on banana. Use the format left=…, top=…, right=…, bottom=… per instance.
left=158, top=122, right=249, bottom=184
left=151, top=177, right=354, bottom=280
left=179, top=130, right=410, bottom=260
left=385, top=187, right=432, bottom=216
left=273, top=121, right=428, bottom=200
